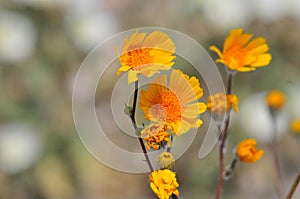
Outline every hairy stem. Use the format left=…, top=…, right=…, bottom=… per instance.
left=215, top=73, right=233, bottom=199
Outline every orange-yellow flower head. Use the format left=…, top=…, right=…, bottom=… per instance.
left=141, top=123, right=171, bottom=151
left=265, top=90, right=286, bottom=110
left=207, top=92, right=239, bottom=118
left=236, top=139, right=264, bottom=163
left=139, top=70, right=207, bottom=136
left=150, top=169, right=179, bottom=199
left=210, top=28, right=272, bottom=72
left=290, top=119, right=300, bottom=134
left=116, top=30, right=176, bottom=84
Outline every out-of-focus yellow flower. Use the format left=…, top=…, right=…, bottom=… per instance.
left=236, top=139, right=264, bottom=163
left=265, top=90, right=286, bottom=110
left=141, top=123, right=171, bottom=151
left=150, top=169, right=179, bottom=199
left=210, top=28, right=272, bottom=72
left=207, top=92, right=239, bottom=117
left=158, top=152, right=175, bottom=169
left=290, top=119, right=300, bottom=134
left=227, top=94, right=239, bottom=111
left=116, top=30, right=176, bottom=84
left=139, top=70, right=207, bottom=136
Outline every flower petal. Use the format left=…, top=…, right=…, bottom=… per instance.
left=250, top=54, right=272, bottom=67
left=127, top=70, right=138, bottom=84
left=169, top=70, right=199, bottom=104
left=143, top=31, right=176, bottom=53
left=116, top=65, right=131, bottom=76
left=223, top=29, right=244, bottom=51
left=236, top=67, right=256, bottom=72
left=209, top=45, right=223, bottom=59
left=245, top=37, right=268, bottom=53
left=122, top=31, right=146, bottom=52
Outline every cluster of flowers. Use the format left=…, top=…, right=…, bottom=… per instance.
left=117, top=30, right=206, bottom=198
left=116, top=28, right=272, bottom=199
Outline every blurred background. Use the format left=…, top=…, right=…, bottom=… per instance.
left=1, top=0, right=300, bottom=198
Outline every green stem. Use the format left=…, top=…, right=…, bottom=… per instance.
left=130, top=81, right=154, bottom=172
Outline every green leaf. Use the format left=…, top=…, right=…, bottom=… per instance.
left=124, top=105, right=133, bottom=116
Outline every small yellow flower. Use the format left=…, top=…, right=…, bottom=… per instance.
left=207, top=92, right=239, bottom=116
left=236, top=139, right=264, bottom=163
left=141, top=123, right=171, bottom=151
left=290, top=119, right=300, bottom=134
left=210, top=28, right=272, bottom=72
left=265, top=90, right=286, bottom=110
left=158, top=152, right=175, bottom=169
left=150, top=169, right=179, bottom=199
left=139, top=70, right=207, bottom=136
left=116, top=30, right=176, bottom=84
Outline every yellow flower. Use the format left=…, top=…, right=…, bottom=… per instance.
left=290, top=119, right=300, bottom=134
left=150, top=169, right=179, bottom=199
left=139, top=70, right=207, bottom=136
left=116, top=30, right=176, bottom=84
left=158, top=152, right=175, bottom=169
left=236, top=139, right=264, bottom=163
left=210, top=28, right=272, bottom=72
left=207, top=92, right=239, bottom=116
left=265, top=90, right=286, bottom=110
left=141, top=123, right=171, bottom=151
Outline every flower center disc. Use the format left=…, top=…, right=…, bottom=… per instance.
left=124, top=48, right=153, bottom=69
left=149, top=90, right=181, bottom=123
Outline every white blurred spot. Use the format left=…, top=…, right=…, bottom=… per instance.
left=194, top=0, right=300, bottom=26
left=64, top=1, right=119, bottom=52
left=237, top=92, right=288, bottom=142
left=199, top=0, right=252, bottom=28
left=0, top=11, right=36, bottom=64
left=248, top=0, right=290, bottom=21
left=0, top=123, right=42, bottom=174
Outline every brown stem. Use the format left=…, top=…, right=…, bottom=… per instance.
left=268, top=140, right=284, bottom=199
left=215, top=73, right=233, bottom=199
left=286, top=173, right=300, bottom=199
left=130, top=81, right=154, bottom=172
left=297, top=138, right=300, bottom=166
left=226, top=73, right=233, bottom=95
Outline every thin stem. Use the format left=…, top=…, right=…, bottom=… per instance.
left=167, top=135, right=174, bottom=153
left=286, top=173, right=300, bottom=199
left=215, top=73, right=233, bottom=199
left=130, top=81, right=139, bottom=129
left=130, top=81, right=154, bottom=172
left=297, top=138, right=300, bottom=166
left=268, top=142, right=284, bottom=199
left=226, top=73, right=233, bottom=95
left=171, top=194, right=180, bottom=199
left=269, top=112, right=284, bottom=199
left=225, top=157, right=239, bottom=179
